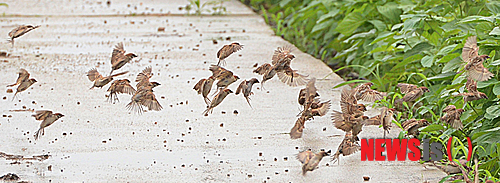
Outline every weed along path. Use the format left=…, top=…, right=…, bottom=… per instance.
left=0, top=0, right=445, bottom=182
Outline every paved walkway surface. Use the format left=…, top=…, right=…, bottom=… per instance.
left=0, top=0, right=445, bottom=182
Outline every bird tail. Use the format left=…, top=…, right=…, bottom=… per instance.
left=245, top=97, right=253, bottom=109
left=34, top=128, right=43, bottom=140
left=203, top=96, right=211, bottom=106
left=302, top=166, right=307, bottom=176
left=6, top=83, right=16, bottom=87
left=107, top=92, right=119, bottom=104
left=202, top=107, right=213, bottom=116
left=11, top=91, right=19, bottom=101
left=126, top=101, right=143, bottom=115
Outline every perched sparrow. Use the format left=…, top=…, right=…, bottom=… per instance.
left=235, top=78, right=259, bottom=108
left=381, top=107, right=395, bottom=139
left=8, top=25, right=40, bottom=47
left=32, top=110, right=64, bottom=140
left=203, top=89, right=233, bottom=116
left=209, top=65, right=239, bottom=90
left=12, top=78, right=37, bottom=101
left=455, top=77, right=488, bottom=102
left=296, top=149, right=331, bottom=175
left=460, top=36, right=494, bottom=81
left=396, top=83, right=429, bottom=103
left=331, top=132, right=361, bottom=164
left=7, top=68, right=30, bottom=87
left=217, top=42, right=243, bottom=66
left=126, top=88, right=162, bottom=114
left=107, top=79, right=136, bottom=103
left=440, top=105, right=464, bottom=129
left=353, top=82, right=386, bottom=102
left=110, top=42, right=137, bottom=75
left=401, top=119, right=429, bottom=137
left=87, top=68, right=128, bottom=89
left=193, top=76, right=215, bottom=105
left=290, top=115, right=306, bottom=139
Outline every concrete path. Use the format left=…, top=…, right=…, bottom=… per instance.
left=0, top=0, right=445, bottom=182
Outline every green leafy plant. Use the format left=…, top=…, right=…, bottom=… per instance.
left=244, top=0, right=500, bottom=180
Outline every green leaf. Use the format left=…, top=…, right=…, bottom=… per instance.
left=279, top=0, right=292, bottom=7
left=368, top=20, right=386, bottom=31
left=316, top=9, right=340, bottom=23
left=437, top=44, right=457, bottom=56
left=335, top=12, right=365, bottom=36
left=376, top=2, right=402, bottom=23
left=477, top=79, right=500, bottom=88
left=421, top=55, right=434, bottom=68
left=427, top=72, right=456, bottom=81
left=489, top=27, right=500, bottom=36
left=459, top=16, right=495, bottom=24
left=493, top=84, right=500, bottom=95
left=491, top=59, right=500, bottom=66
left=437, top=53, right=460, bottom=63
left=311, top=20, right=333, bottom=34
left=404, top=42, right=432, bottom=60
left=486, top=2, right=500, bottom=15
left=485, top=105, right=500, bottom=120
left=421, top=124, right=444, bottom=132
left=333, top=80, right=370, bottom=89
left=442, top=57, right=462, bottom=73
left=402, top=17, right=422, bottom=33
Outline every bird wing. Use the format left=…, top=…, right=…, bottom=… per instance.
left=290, top=116, right=305, bottom=139
left=442, top=105, right=456, bottom=113
left=141, top=91, right=162, bottom=111
left=111, top=42, right=126, bottom=65
left=209, top=65, right=233, bottom=79
left=136, top=66, right=152, bottom=83
left=253, top=63, right=272, bottom=75
left=276, top=67, right=308, bottom=87
left=465, top=77, right=477, bottom=93
left=87, top=68, right=102, bottom=82
left=235, top=80, right=247, bottom=95
left=312, top=100, right=331, bottom=116
left=117, top=80, right=136, bottom=95
left=401, top=119, right=418, bottom=131
left=397, top=83, right=418, bottom=94
left=193, top=79, right=206, bottom=94
left=32, top=110, right=52, bottom=121
left=272, top=46, right=293, bottom=65
left=462, top=36, right=479, bottom=64
left=230, top=43, right=244, bottom=53
left=296, top=150, right=314, bottom=164
left=358, top=89, right=386, bottom=102
left=468, top=63, right=494, bottom=82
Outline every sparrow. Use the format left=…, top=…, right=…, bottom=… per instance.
left=460, top=36, right=494, bottom=81
left=8, top=25, right=40, bottom=48
left=110, top=42, right=137, bottom=75
left=126, top=87, right=162, bottom=114
left=440, top=105, right=464, bottom=129
left=217, top=42, right=243, bottom=66
left=455, top=77, right=488, bottom=102
left=87, top=68, right=128, bottom=89
left=296, top=149, right=331, bottom=175
left=381, top=107, right=395, bottom=138
left=209, top=65, right=239, bottom=90
left=396, top=83, right=429, bottom=103
left=364, top=115, right=381, bottom=126
left=353, top=82, right=387, bottom=102
left=331, top=110, right=368, bottom=141
left=32, top=110, right=64, bottom=140
left=331, top=132, right=361, bottom=164
left=12, top=78, right=37, bottom=101
left=107, top=79, right=136, bottom=103
left=193, top=76, right=215, bottom=105
left=253, top=46, right=307, bottom=88
left=203, top=89, right=233, bottom=116
left=401, top=119, right=429, bottom=137
left=303, top=99, right=331, bottom=120
left=298, top=88, right=319, bottom=107
left=290, top=115, right=306, bottom=139
left=7, top=68, right=30, bottom=87
left=432, top=159, right=471, bottom=182
left=235, top=78, right=259, bottom=108
left=302, top=78, right=318, bottom=110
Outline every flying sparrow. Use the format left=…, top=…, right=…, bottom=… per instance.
left=331, top=132, right=361, bottom=164
left=353, top=82, right=386, bottom=102
left=8, top=25, right=40, bottom=48
left=135, top=66, right=159, bottom=90
left=87, top=68, right=128, bottom=89
left=193, top=76, right=215, bottom=105
left=296, top=149, right=331, bottom=175
left=7, top=68, right=30, bottom=87
left=203, top=89, right=233, bottom=116
left=253, top=63, right=276, bottom=90
left=235, top=78, right=259, bottom=108
left=126, top=87, right=162, bottom=114
left=460, top=36, right=494, bottom=81
left=209, top=65, right=239, bottom=90
left=107, top=79, right=136, bottom=103
left=303, top=100, right=331, bottom=119
left=110, top=42, right=137, bottom=75
left=32, top=110, right=64, bottom=140
left=12, top=78, right=37, bottom=101
left=455, top=77, right=488, bottom=102
left=401, top=119, right=429, bottom=137
left=217, top=42, right=243, bottom=66
left=396, top=83, right=429, bottom=103
left=440, top=105, right=464, bottom=129
left=272, top=45, right=295, bottom=66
